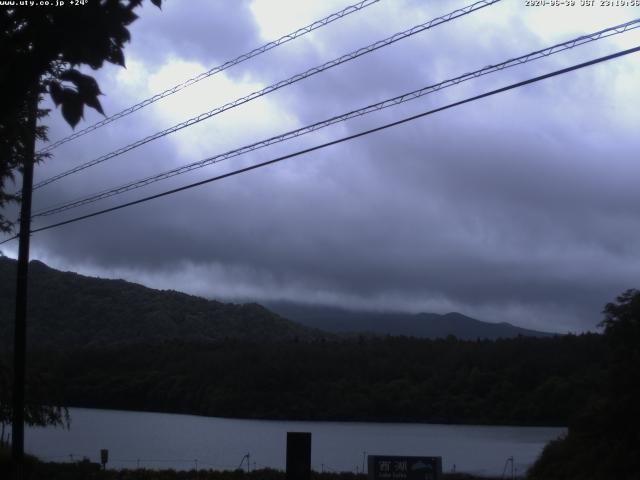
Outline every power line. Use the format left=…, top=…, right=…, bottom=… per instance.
left=2, top=44, right=635, bottom=244
left=31, top=18, right=640, bottom=218
left=31, top=0, right=500, bottom=190
left=37, top=0, right=383, bottom=154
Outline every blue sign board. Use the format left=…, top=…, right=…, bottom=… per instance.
left=368, top=455, right=442, bottom=480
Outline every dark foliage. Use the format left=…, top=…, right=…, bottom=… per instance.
left=528, top=289, right=640, bottom=479
left=23, top=333, right=605, bottom=427
left=0, top=356, right=69, bottom=445
left=0, top=0, right=162, bottom=232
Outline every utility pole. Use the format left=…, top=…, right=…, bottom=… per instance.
left=11, top=88, right=38, bottom=480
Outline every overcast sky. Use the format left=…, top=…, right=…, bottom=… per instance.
left=2, top=0, right=639, bottom=333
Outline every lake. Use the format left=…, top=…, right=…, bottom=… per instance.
left=25, top=408, right=565, bottom=477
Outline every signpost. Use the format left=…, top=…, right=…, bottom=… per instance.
left=368, top=456, right=442, bottom=480
left=100, top=449, right=109, bottom=471
left=286, top=432, right=311, bottom=480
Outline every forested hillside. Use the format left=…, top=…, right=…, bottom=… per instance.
left=0, top=257, right=324, bottom=349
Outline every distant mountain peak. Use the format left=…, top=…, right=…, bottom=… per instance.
left=265, top=301, right=554, bottom=340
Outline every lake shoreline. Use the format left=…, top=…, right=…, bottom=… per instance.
left=24, top=407, right=564, bottom=477
left=58, top=403, right=568, bottom=429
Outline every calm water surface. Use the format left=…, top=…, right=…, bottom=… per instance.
left=25, top=408, right=565, bottom=477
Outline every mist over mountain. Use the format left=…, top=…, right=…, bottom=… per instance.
left=265, top=301, right=554, bottom=340
left=0, top=257, right=323, bottom=349
left=0, top=257, right=554, bottom=350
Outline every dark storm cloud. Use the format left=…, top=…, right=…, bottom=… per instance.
left=8, top=0, right=639, bottom=333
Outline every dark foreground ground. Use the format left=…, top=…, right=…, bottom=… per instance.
left=0, top=455, right=502, bottom=480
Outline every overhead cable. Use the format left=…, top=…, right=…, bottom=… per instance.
left=1, top=44, right=633, bottom=243
left=31, top=18, right=640, bottom=218
left=37, top=0, right=383, bottom=154
left=32, top=0, right=501, bottom=190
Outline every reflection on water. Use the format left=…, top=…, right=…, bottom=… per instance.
left=26, top=408, right=565, bottom=476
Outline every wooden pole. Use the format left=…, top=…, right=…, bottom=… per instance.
left=11, top=89, right=38, bottom=480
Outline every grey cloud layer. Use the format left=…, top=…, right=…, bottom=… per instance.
left=14, top=0, right=640, bottom=333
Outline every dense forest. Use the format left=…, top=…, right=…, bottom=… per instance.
left=11, top=333, right=604, bottom=427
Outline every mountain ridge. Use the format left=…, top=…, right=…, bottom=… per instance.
left=0, top=257, right=324, bottom=349
left=0, top=257, right=553, bottom=347
left=264, top=301, right=554, bottom=340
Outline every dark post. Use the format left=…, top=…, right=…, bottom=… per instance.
left=286, top=432, right=311, bottom=480
left=11, top=89, right=38, bottom=480
left=100, top=449, right=109, bottom=470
